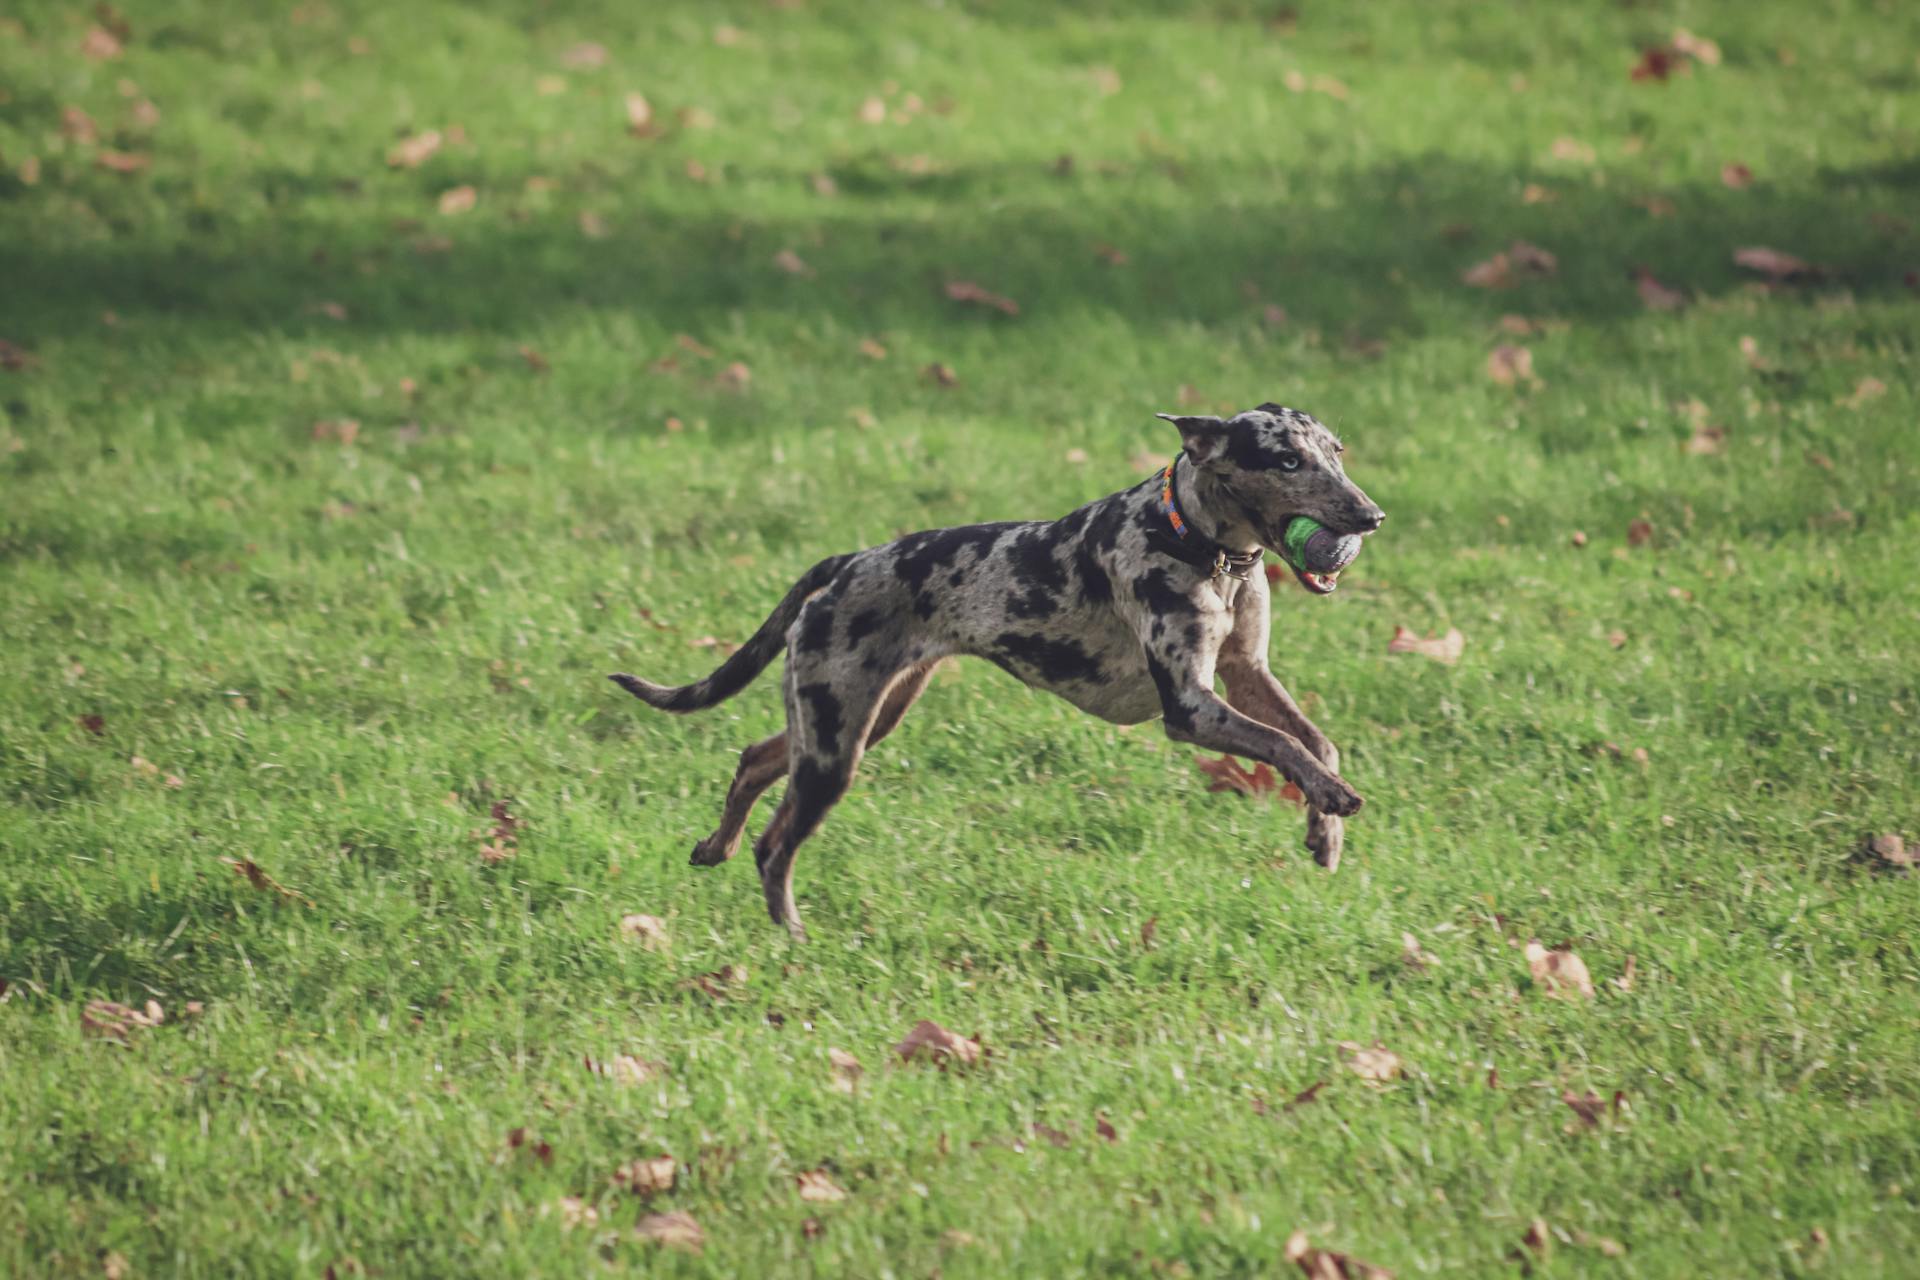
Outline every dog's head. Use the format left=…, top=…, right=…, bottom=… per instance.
left=1156, top=403, right=1384, bottom=593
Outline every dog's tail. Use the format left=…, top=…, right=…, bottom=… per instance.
left=609, top=553, right=853, bottom=714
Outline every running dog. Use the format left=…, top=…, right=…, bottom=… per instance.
left=612, top=404, right=1385, bottom=939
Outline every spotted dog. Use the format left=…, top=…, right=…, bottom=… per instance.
left=612, top=404, right=1385, bottom=939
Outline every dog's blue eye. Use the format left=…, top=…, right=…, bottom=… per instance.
left=1278, top=453, right=1302, bottom=471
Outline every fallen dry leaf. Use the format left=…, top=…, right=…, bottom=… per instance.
left=625, top=92, right=653, bottom=133
left=1733, top=246, right=1811, bottom=279
left=506, top=1126, right=554, bottom=1164
left=584, top=1053, right=662, bottom=1085
left=682, top=964, right=747, bottom=1000
left=620, top=914, right=669, bottom=948
left=387, top=131, right=442, bottom=168
left=944, top=280, right=1019, bottom=316
left=634, top=1210, right=704, bottom=1251
left=1629, top=46, right=1680, bottom=83
left=560, top=41, right=608, bottom=70
left=81, top=998, right=164, bottom=1041
left=1550, top=136, right=1596, bottom=164
left=1401, top=932, right=1434, bottom=972
left=1285, top=1080, right=1328, bottom=1111
left=715, top=361, right=752, bottom=390
left=61, top=106, right=99, bottom=143
left=1560, top=1089, right=1612, bottom=1128
left=311, top=418, right=360, bottom=445
left=797, top=1169, right=848, bottom=1202
left=1864, top=833, right=1914, bottom=870
left=1612, top=955, right=1637, bottom=993
left=828, top=1047, right=863, bottom=1093
left=857, top=95, right=887, bottom=124
left=223, top=857, right=309, bottom=905
left=437, top=185, right=476, bottom=215
left=1486, top=344, right=1535, bottom=386
left=1839, top=376, right=1887, bottom=409
left=1095, top=1113, right=1120, bottom=1142
left=1525, top=940, right=1596, bottom=999
left=612, top=1155, right=676, bottom=1195
left=1672, top=29, right=1722, bottom=64
left=1285, top=1228, right=1395, bottom=1279
left=101, top=1251, right=131, bottom=1280
left=1340, top=1041, right=1404, bottom=1083
left=95, top=150, right=151, bottom=174
left=773, top=249, right=814, bottom=277
left=1684, top=423, right=1728, bottom=455
left=1627, top=518, right=1654, bottom=547
left=856, top=337, right=887, bottom=360
left=1387, top=626, right=1464, bottom=664
left=923, top=362, right=959, bottom=387
left=1721, top=162, right=1753, bottom=189
left=81, top=25, right=124, bottom=60
left=893, top=1019, right=983, bottom=1068
left=1519, top=1218, right=1552, bottom=1264
left=553, top=1197, right=599, bottom=1231
left=1635, top=267, right=1686, bottom=311
left=1195, top=753, right=1279, bottom=798
left=1606, top=629, right=1629, bottom=649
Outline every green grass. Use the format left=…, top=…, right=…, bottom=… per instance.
left=3, top=0, right=1919, bottom=1274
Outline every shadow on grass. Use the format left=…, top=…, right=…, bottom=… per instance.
left=2, top=155, right=1911, bottom=351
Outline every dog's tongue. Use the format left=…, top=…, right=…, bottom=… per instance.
left=1291, top=564, right=1340, bottom=595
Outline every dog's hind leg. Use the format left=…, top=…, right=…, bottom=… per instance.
left=691, top=732, right=788, bottom=867
left=1219, top=664, right=1347, bottom=870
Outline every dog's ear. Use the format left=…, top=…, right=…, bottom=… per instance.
left=1155, top=413, right=1231, bottom=464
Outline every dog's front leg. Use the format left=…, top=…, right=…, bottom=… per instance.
left=1150, top=662, right=1361, bottom=817
left=1220, top=665, right=1347, bottom=869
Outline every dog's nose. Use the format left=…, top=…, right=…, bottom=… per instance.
left=1356, top=506, right=1386, bottom=533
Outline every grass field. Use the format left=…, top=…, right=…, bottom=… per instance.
left=4, top=1, right=1919, bottom=1274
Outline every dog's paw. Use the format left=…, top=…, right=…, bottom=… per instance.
left=1310, top=778, right=1364, bottom=818
left=1306, top=814, right=1344, bottom=871
left=689, top=836, right=732, bottom=867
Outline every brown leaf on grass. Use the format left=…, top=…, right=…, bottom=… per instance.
left=311, top=418, right=360, bottom=445
left=1550, top=136, right=1596, bottom=164
left=773, top=249, right=814, bottom=277
left=1684, top=423, right=1728, bottom=455
left=1606, top=629, right=1629, bottom=649
left=1387, top=626, right=1465, bottom=664
left=101, top=1251, right=132, bottom=1279
left=552, top=1197, right=599, bottom=1231
left=634, top=1210, right=704, bottom=1251
left=611, top=1154, right=676, bottom=1195
left=1285, top=1080, right=1329, bottom=1111
left=387, top=131, right=442, bottom=168
left=796, top=1168, right=848, bottom=1202
left=1672, top=29, right=1722, bottom=64
left=922, top=361, right=959, bottom=387
left=1733, top=246, right=1811, bottom=279
left=1525, top=940, right=1596, bottom=999
left=1560, top=1089, right=1614, bottom=1128
left=1839, top=376, right=1887, bottom=409
left=828, top=1047, right=863, bottom=1093
left=81, top=25, right=124, bottom=60
left=506, top=1126, right=554, bottom=1164
left=96, top=150, right=150, bottom=174
left=619, top=914, right=669, bottom=948
left=715, top=361, right=752, bottom=390
left=1340, top=1041, right=1404, bottom=1083
left=223, top=857, right=309, bottom=904
left=1284, top=1228, right=1395, bottom=1279
left=61, top=107, right=99, bottom=143
left=944, top=280, right=1019, bottom=315
left=1486, top=344, right=1534, bottom=386
left=1094, top=242, right=1130, bottom=266
left=680, top=964, right=747, bottom=1001
left=1462, top=241, right=1556, bottom=289
left=560, top=42, right=608, bottom=70
left=1627, top=518, right=1654, bottom=547
left=1629, top=46, right=1679, bottom=83
left=893, top=1019, right=983, bottom=1068
left=0, top=338, right=39, bottom=371
left=1195, top=753, right=1279, bottom=798
left=1401, top=932, right=1434, bottom=972
left=624, top=92, right=653, bottom=133
left=1720, top=162, right=1753, bottom=189
left=1095, top=1113, right=1120, bottom=1141
left=802, top=1217, right=826, bottom=1241
left=1635, top=267, right=1686, bottom=311
left=79, top=714, right=106, bottom=736
left=437, top=185, right=477, bottom=215
left=584, top=1053, right=662, bottom=1085
left=1864, top=833, right=1914, bottom=870
left=1612, top=955, right=1637, bottom=993
left=81, top=999, right=164, bottom=1041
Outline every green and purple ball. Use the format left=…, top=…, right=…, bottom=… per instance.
left=1280, top=516, right=1363, bottom=593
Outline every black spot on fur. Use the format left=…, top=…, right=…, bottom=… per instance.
left=797, top=683, right=844, bottom=756
left=1073, top=539, right=1113, bottom=606
left=1224, top=425, right=1293, bottom=472
left=846, top=609, right=882, bottom=646
left=1146, top=654, right=1194, bottom=733
left=1006, top=527, right=1070, bottom=619
left=783, top=756, right=849, bottom=848
left=1132, top=568, right=1195, bottom=618
left=913, top=592, right=936, bottom=620
left=892, top=523, right=1011, bottom=593
left=797, top=600, right=835, bottom=654
left=992, top=631, right=1098, bottom=684
left=1184, top=622, right=1201, bottom=647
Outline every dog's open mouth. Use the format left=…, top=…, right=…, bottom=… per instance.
left=1290, top=564, right=1342, bottom=595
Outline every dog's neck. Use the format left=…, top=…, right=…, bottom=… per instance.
left=1172, top=453, right=1263, bottom=555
